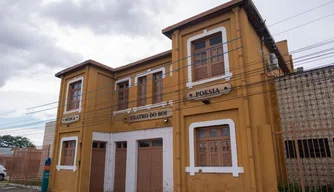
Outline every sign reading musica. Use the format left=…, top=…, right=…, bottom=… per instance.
left=185, top=83, right=232, bottom=101
left=123, top=108, right=172, bottom=123
left=62, top=115, right=80, bottom=124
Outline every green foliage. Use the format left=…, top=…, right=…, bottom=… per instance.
left=0, top=135, right=35, bottom=148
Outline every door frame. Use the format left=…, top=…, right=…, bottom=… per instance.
left=110, top=127, right=173, bottom=192
left=90, top=132, right=112, bottom=192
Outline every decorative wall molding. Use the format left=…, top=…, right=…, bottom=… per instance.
left=115, top=77, right=131, bottom=90
left=64, top=76, right=84, bottom=114
left=186, top=27, right=232, bottom=88
left=134, top=67, right=166, bottom=86
left=185, top=119, right=244, bottom=176
left=132, top=101, right=168, bottom=112
left=113, top=108, right=132, bottom=116
left=56, top=136, right=78, bottom=171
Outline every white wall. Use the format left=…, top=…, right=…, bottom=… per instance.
left=93, top=127, right=173, bottom=192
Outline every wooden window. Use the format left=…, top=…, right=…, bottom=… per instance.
left=193, top=33, right=224, bottom=81
left=67, top=80, right=82, bottom=111
left=138, top=76, right=147, bottom=106
left=61, top=140, right=76, bottom=166
left=117, top=81, right=129, bottom=110
left=285, top=138, right=331, bottom=158
left=138, top=139, right=163, bottom=148
left=153, top=72, right=163, bottom=104
left=116, top=142, right=127, bottom=149
left=93, top=142, right=106, bottom=149
left=196, top=125, right=231, bottom=166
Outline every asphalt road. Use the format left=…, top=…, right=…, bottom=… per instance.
left=0, top=180, right=40, bottom=192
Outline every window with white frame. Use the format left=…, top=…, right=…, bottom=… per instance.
left=137, top=76, right=147, bottom=106
left=196, top=125, right=232, bottom=167
left=193, top=33, right=225, bottom=81
left=186, top=27, right=232, bottom=88
left=56, top=136, right=78, bottom=171
left=185, top=119, right=243, bottom=177
left=117, top=81, right=129, bottom=110
left=153, top=72, right=163, bottom=104
left=64, top=77, right=84, bottom=114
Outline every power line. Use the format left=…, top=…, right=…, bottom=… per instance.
left=4, top=62, right=334, bottom=136
left=293, top=47, right=334, bottom=60
left=0, top=42, right=328, bottom=131
left=25, top=4, right=334, bottom=112
left=290, top=38, right=334, bottom=54
left=268, top=0, right=334, bottom=27
left=4, top=3, right=334, bottom=129
left=2, top=55, right=333, bottom=131
left=26, top=37, right=242, bottom=111
left=3, top=2, right=334, bottom=139
left=273, top=12, right=334, bottom=36
left=23, top=42, right=334, bottom=117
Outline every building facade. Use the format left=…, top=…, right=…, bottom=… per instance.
left=38, top=121, right=56, bottom=178
left=276, top=66, right=334, bottom=188
left=49, top=0, right=293, bottom=191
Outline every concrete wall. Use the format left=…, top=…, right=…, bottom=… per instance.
left=38, top=121, right=56, bottom=179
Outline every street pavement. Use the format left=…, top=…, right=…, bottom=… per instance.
left=0, top=180, right=40, bottom=192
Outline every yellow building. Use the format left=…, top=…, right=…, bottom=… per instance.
left=50, top=0, right=293, bottom=191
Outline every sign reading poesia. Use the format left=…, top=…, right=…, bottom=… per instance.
left=123, top=108, right=172, bottom=123
left=185, top=83, right=232, bottom=101
left=62, top=115, right=80, bottom=124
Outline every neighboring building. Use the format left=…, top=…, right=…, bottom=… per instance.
left=276, top=66, right=334, bottom=187
left=0, top=147, right=13, bottom=170
left=0, top=147, right=13, bottom=156
left=38, top=121, right=56, bottom=178
left=42, top=121, right=56, bottom=158
left=49, top=0, right=293, bottom=191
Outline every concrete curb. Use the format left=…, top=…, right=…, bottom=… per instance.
left=8, top=183, right=41, bottom=190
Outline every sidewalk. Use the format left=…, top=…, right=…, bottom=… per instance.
left=0, top=180, right=40, bottom=192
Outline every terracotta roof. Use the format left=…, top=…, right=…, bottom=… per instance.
left=55, top=50, right=172, bottom=78
left=162, top=0, right=243, bottom=38
left=55, top=59, right=113, bottom=78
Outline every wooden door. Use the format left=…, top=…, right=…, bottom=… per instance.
left=90, top=142, right=106, bottom=192
left=137, top=139, right=163, bottom=192
left=114, top=142, right=127, bottom=192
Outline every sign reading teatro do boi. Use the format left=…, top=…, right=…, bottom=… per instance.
left=123, top=108, right=172, bottom=123
left=185, top=83, right=232, bottom=101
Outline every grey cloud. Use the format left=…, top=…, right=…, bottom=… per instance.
left=0, top=0, right=82, bottom=87
left=41, top=0, right=171, bottom=35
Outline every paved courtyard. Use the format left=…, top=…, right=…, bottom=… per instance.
left=0, top=181, right=40, bottom=192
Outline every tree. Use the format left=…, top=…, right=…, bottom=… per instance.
left=0, top=135, right=36, bottom=148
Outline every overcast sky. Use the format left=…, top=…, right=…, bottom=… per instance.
left=0, top=0, right=334, bottom=145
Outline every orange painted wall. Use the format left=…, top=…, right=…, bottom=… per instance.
left=49, top=4, right=291, bottom=192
